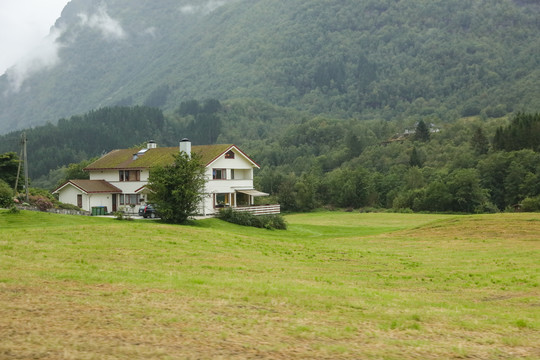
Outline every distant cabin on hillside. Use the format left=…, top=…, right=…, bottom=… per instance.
left=54, top=139, right=279, bottom=216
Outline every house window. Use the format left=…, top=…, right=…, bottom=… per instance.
left=119, top=194, right=140, bottom=205
left=213, top=169, right=226, bottom=180
left=236, top=192, right=250, bottom=206
left=215, top=193, right=230, bottom=207
left=119, top=170, right=141, bottom=182
left=231, top=169, right=235, bottom=180
left=225, top=150, right=235, bottom=159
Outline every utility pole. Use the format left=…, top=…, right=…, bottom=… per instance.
left=22, top=132, right=29, bottom=203
left=14, top=148, right=23, bottom=194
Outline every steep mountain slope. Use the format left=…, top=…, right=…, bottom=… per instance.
left=0, top=0, right=538, bottom=134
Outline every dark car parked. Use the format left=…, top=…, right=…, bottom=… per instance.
left=138, top=204, right=159, bottom=218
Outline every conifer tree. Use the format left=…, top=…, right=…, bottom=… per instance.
left=414, top=120, right=430, bottom=142
left=470, top=126, right=489, bottom=155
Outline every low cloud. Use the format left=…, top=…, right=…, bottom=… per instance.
left=78, top=5, right=126, bottom=40
left=4, top=4, right=127, bottom=94
left=180, top=1, right=229, bottom=15
left=180, top=5, right=197, bottom=15
left=143, top=27, right=157, bottom=38
left=5, top=26, right=64, bottom=93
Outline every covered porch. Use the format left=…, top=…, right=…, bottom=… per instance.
left=211, top=188, right=280, bottom=215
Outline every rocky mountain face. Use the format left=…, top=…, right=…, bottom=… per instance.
left=0, top=0, right=538, bottom=134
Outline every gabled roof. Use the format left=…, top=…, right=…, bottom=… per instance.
left=134, top=185, right=151, bottom=194
left=205, top=145, right=260, bottom=168
left=53, top=180, right=122, bottom=194
left=84, top=144, right=259, bottom=170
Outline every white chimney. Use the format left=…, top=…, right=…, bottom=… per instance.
left=147, top=140, right=157, bottom=149
left=180, top=138, right=191, bottom=158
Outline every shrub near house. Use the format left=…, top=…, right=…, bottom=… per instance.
left=218, top=207, right=287, bottom=230
left=0, top=180, right=13, bottom=208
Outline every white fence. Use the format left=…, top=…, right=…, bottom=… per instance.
left=234, top=204, right=281, bottom=216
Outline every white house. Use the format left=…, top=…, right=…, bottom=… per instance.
left=53, top=140, right=279, bottom=216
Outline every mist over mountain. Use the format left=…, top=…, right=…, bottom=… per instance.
left=0, top=0, right=538, bottom=134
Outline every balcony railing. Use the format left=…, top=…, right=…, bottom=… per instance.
left=234, top=204, right=281, bottom=216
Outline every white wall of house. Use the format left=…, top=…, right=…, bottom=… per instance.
left=89, top=170, right=117, bottom=182
left=205, top=177, right=253, bottom=193
left=113, top=181, right=148, bottom=193
left=210, top=155, right=254, bottom=171
left=199, top=151, right=258, bottom=215
left=90, top=170, right=150, bottom=182
left=57, top=185, right=85, bottom=209
left=90, top=170, right=150, bottom=194
left=56, top=185, right=112, bottom=212
left=88, top=194, right=113, bottom=212
left=198, top=192, right=215, bottom=216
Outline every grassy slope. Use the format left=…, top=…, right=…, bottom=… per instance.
left=0, top=211, right=538, bottom=359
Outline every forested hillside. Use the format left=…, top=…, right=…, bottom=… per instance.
left=1, top=102, right=539, bottom=213
left=0, top=0, right=538, bottom=133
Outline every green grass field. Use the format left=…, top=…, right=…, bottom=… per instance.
left=0, top=210, right=538, bottom=359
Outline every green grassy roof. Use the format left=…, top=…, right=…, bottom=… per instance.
left=85, top=144, right=234, bottom=170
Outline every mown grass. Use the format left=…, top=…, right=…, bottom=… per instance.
left=0, top=210, right=538, bottom=359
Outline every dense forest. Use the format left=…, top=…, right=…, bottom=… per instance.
left=1, top=1, right=539, bottom=213
left=0, top=0, right=538, bottom=133
left=1, top=103, right=539, bottom=213
left=252, top=113, right=540, bottom=213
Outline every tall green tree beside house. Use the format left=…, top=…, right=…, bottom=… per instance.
left=147, top=152, right=206, bottom=224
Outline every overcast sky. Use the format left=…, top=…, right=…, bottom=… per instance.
left=0, top=0, right=70, bottom=74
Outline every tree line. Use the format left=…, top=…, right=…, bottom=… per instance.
left=251, top=113, right=540, bottom=213
left=1, top=103, right=539, bottom=213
